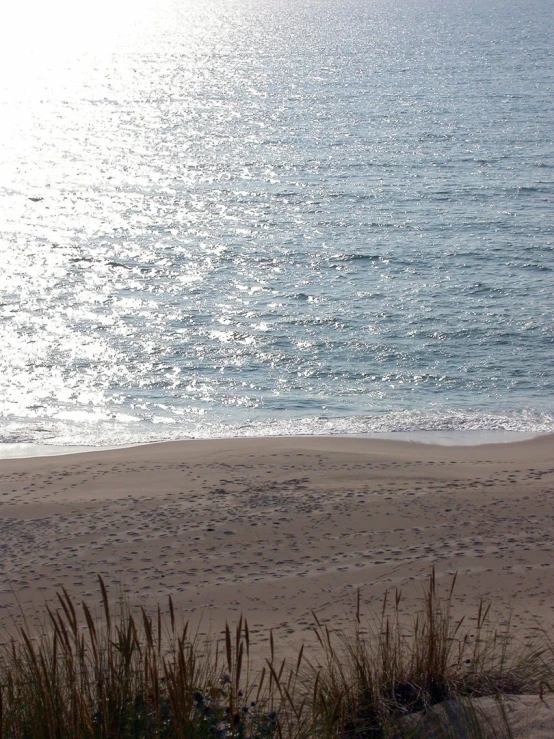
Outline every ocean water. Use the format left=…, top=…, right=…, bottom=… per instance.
left=1, top=0, right=553, bottom=453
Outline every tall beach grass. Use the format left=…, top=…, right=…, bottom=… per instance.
left=0, top=572, right=551, bottom=738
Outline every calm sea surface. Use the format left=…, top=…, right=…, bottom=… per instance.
left=1, top=0, right=553, bottom=451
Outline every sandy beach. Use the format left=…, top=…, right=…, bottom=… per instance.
left=1, top=435, right=553, bottom=654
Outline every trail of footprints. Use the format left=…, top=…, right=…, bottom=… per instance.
left=0, top=454, right=552, bottom=640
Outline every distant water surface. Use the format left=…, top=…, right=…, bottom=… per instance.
left=0, top=0, right=552, bottom=452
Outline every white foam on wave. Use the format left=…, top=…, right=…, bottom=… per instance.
left=230, top=409, right=554, bottom=438
left=1, top=408, right=552, bottom=458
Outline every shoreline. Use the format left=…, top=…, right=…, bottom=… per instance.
left=1, top=433, right=552, bottom=657
left=0, top=428, right=545, bottom=460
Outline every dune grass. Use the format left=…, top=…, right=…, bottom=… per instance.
left=0, top=572, right=551, bottom=738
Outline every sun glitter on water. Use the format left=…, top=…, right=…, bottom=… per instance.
left=1, top=0, right=552, bottom=452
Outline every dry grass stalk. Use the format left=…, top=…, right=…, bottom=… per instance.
left=0, top=572, right=551, bottom=738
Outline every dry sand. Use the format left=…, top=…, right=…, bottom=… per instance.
left=0, top=434, right=553, bottom=652
left=405, top=694, right=554, bottom=739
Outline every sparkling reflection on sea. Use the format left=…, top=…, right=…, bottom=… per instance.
left=0, top=0, right=553, bottom=449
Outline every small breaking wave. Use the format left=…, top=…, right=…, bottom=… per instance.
left=1, top=408, right=553, bottom=457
